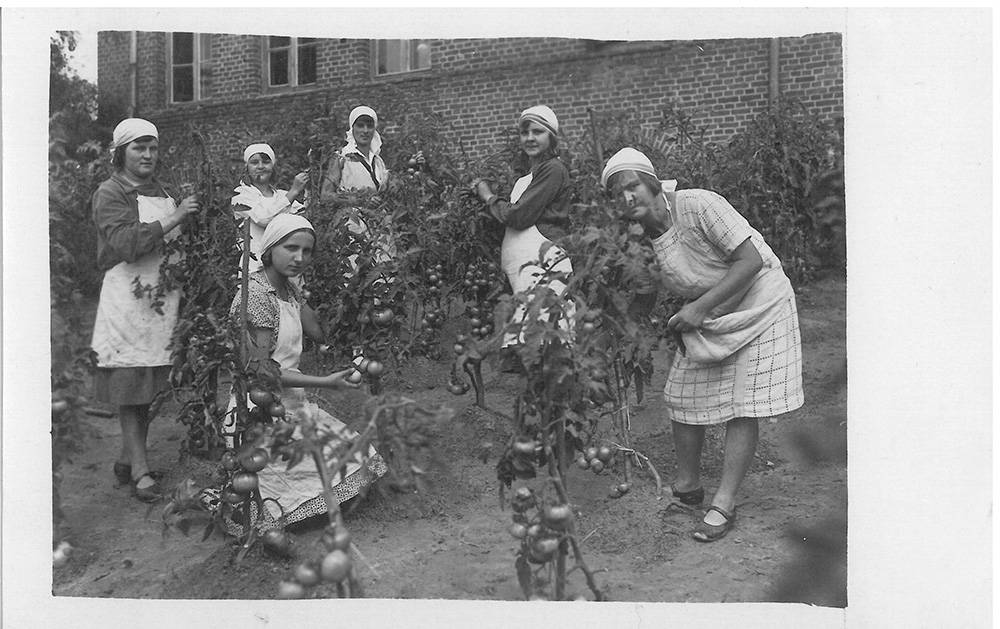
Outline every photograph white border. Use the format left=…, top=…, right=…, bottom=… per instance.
left=3, top=7, right=994, bottom=628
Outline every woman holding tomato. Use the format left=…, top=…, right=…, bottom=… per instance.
left=90, top=118, right=200, bottom=502
left=221, top=213, right=387, bottom=535
left=473, top=105, right=574, bottom=371
left=601, top=148, right=804, bottom=542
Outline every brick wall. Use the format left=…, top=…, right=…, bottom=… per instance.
left=98, top=33, right=842, bottom=164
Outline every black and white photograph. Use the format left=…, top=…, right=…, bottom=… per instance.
left=2, top=7, right=993, bottom=629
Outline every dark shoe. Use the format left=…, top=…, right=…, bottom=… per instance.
left=670, top=484, right=704, bottom=507
left=692, top=505, right=736, bottom=543
left=131, top=473, right=163, bottom=503
left=113, top=462, right=132, bottom=485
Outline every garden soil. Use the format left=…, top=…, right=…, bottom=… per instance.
left=52, top=275, right=846, bottom=604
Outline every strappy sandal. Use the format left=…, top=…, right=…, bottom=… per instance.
left=115, top=463, right=163, bottom=486
left=670, top=484, right=705, bottom=507
left=692, top=505, right=737, bottom=542
left=131, top=473, right=163, bottom=503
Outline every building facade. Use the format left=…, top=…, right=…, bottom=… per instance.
left=97, top=33, right=843, bottom=163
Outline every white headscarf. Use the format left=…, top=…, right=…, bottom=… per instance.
left=259, top=214, right=315, bottom=258
left=519, top=105, right=559, bottom=137
left=341, top=105, right=383, bottom=160
left=110, top=118, right=158, bottom=159
left=243, top=143, right=276, bottom=164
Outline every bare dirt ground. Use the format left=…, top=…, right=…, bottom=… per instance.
left=53, top=275, right=846, bottom=604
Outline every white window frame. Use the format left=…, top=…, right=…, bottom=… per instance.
left=265, top=36, right=319, bottom=90
left=372, top=39, right=431, bottom=77
left=168, top=32, right=211, bottom=103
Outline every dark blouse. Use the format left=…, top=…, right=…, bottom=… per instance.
left=486, top=157, right=572, bottom=241
left=92, top=172, right=170, bottom=271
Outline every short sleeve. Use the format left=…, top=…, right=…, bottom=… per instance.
left=230, top=281, right=278, bottom=331
left=695, top=191, right=755, bottom=258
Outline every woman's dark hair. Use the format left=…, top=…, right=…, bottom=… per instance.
left=513, top=120, right=560, bottom=175
left=111, top=146, right=127, bottom=169
left=111, top=135, right=158, bottom=170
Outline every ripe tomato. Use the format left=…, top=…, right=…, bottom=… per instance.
left=589, top=459, right=605, bottom=474
left=508, top=522, right=528, bottom=539
left=347, top=370, right=364, bottom=384
left=262, top=529, right=292, bottom=556
left=596, top=446, right=614, bottom=463
left=322, top=525, right=352, bottom=551
left=525, top=523, right=543, bottom=539
left=366, top=360, right=385, bottom=377
left=453, top=343, right=465, bottom=355
left=542, top=504, right=574, bottom=530
left=469, top=317, right=482, bottom=328
left=372, top=308, right=395, bottom=326
left=584, top=447, right=599, bottom=461
left=221, top=486, right=245, bottom=505
left=617, top=482, right=631, bottom=495
left=294, top=562, right=320, bottom=587
left=447, top=383, right=467, bottom=396
left=248, top=387, right=273, bottom=407
left=268, top=402, right=286, bottom=418
left=277, top=580, right=305, bottom=599
left=231, top=471, right=259, bottom=494
left=575, top=455, right=589, bottom=470
left=428, top=273, right=439, bottom=283
left=239, top=447, right=269, bottom=473
left=531, top=537, right=559, bottom=559
left=220, top=449, right=240, bottom=471
left=320, top=549, right=352, bottom=582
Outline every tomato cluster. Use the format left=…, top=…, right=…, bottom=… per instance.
left=277, top=521, right=355, bottom=599
left=575, top=445, right=614, bottom=474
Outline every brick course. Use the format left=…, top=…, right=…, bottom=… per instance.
left=98, top=33, right=842, bottom=164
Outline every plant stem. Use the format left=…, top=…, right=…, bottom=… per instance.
left=612, top=359, right=633, bottom=483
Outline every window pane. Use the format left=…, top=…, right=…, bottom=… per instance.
left=383, top=40, right=402, bottom=74
left=269, top=36, right=290, bottom=49
left=270, top=50, right=289, bottom=85
left=415, top=40, right=431, bottom=69
left=172, top=33, right=193, bottom=64
left=376, top=40, right=388, bottom=74
left=298, top=43, right=317, bottom=85
left=173, top=66, right=193, bottom=102
left=199, top=33, right=212, bottom=60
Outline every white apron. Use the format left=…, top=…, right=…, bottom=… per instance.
left=225, top=293, right=384, bottom=521
left=499, top=174, right=574, bottom=347
left=91, top=195, right=180, bottom=368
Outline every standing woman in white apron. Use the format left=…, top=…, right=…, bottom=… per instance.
left=90, top=118, right=200, bottom=502
left=319, top=105, right=397, bottom=271
left=473, top=105, right=574, bottom=372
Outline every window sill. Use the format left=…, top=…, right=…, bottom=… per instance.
left=370, top=67, right=433, bottom=83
